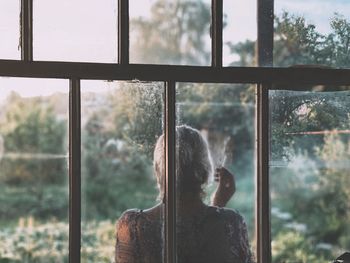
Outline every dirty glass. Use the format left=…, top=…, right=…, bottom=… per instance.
left=81, top=80, right=164, bottom=262
left=223, top=0, right=257, bottom=67
left=34, top=0, right=118, bottom=63
left=175, top=83, right=256, bottom=261
left=129, top=0, right=211, bottom=65
left=0, top=0, right=20, bottom=60
left=274, top=0, right=350, bottom=68
left=269, top=87, right=350, bottom=263
left=0, top=78, right=69, bottom=262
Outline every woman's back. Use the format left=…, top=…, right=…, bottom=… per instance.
left=115, top=204, right=253, bottom=263
left=116, top=127, right=254, bottom=263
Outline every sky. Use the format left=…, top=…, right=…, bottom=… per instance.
left=0, top=0, right=349, bottom=100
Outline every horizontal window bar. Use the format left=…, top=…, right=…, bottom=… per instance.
left=0, top=60, right=350, bottom=85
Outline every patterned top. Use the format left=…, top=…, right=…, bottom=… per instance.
left=116, top=205, right=254, bottom=263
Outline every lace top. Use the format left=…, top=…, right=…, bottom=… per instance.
left=116, top=206, right=254, bottom=263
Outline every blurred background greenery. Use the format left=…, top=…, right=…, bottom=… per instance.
left=1, top=0, right=350, bottom=262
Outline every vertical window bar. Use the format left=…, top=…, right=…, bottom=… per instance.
left=256, top=0, right=273, bottom=262
left=211, top=0, right=223, bottom=67
left=118, top=0, right=129, bottom=64
left=69, top=79, right=81, bottom=263
left=256, top=84, right=271, bottom=263
left=164, top=80, right=176, bottom=263
left=257, top=0, right=274, bottom=67
left=20, top=0, right=33, bottom=61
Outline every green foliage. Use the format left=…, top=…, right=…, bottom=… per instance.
left=131, top=0, right=211, bottom=65
left=226, top=40, right=256, bottom=66
left=177, top=83, right=255, bottom=156
left=269, top=90, right=350, bottom=160
left=0, top=185, right=68, bottom=221
left=0, top=93, right=68, bottom=223
left=270, top=91, right=350, bottom=262
left=0, top=221, right=68, bottom=263
left=274, top=12, right=323, bottom=66
left=272, top=231, right=329, bottom=263
left=1, top=3, right=350, bottom=262
left=1, top=92, right=66, bottom=154
left=110, top=82, right=164, bottom=158
left=274, top=12, right=350, bottom=67
left=82, top=83, right=163, bottom=221
left=0, top=92, right=67, bottom=185
left=227, top=12, right=350, bottom=68
left=0, top=220, right=115, bottom=263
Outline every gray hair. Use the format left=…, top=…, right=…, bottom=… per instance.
left=153, top=125, right=214, bottom=200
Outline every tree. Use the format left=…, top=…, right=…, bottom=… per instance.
left=81, top=83, right=163, bottom=220
left=0, top=92, right=68, bottom=221
left=227, top=12, right=350, bottom=68
left=131, top=0, right=211, bottom=65
left=0, top=92, right=67, bottom=185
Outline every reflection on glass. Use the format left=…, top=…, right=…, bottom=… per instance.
left=274, top=0, right=350, bottom=68
left=0, top=78, right=69, bottom=262
left=130, top=0, right=211, bottom=65
left=176, top=83, right=256, bottom=261
left=34, top=0, right=117, bottom=62
left=81, top=81, right=164, bottom=262
left=223, top=0, right=256, bottom=66
left=269, top=88, right=350, bottom=263
left=0, top=0, right=20, bottom=59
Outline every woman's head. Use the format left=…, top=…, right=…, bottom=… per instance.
left=153, top=125, right=214, bottom=200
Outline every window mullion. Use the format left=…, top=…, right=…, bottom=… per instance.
left=20, top=0, right=33, bottom=61
left=256, top=84, right=271, bottom=263
left=69, top=78, right=81, bottom=263
left=211, top=0, right=223, bottom=68
left=256, top=0, right=273, bottom=261
left=257, top=0, right=274, bottom=67
left=118, top=0, right=129, bottom=64
left=165, top=80, right=176, bottom=263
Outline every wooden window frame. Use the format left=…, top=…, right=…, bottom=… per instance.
left=1, top=0, right=350, bottom=262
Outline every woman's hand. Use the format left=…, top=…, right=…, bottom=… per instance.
left=211, top=167, right=236, bottom=207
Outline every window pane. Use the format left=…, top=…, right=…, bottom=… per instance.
left=175, top=83, right=256, bottom=261
left=81, top=80, right=164, bottom=262
left=34, top=0, right=117, bottom=63
left=0, top=0, right=20, bottom=59
left=0, top=78, right=69, bottom=262
left=274, top=0, right=350, bottom=68
left=223, top=0, right=257, bottom=66
left=269, top=87, right=350, bottom=263
left=130, top=0, right=211, bottom=65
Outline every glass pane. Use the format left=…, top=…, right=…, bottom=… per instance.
left=34, top=0, right=117, bottom=63
left=175, top=83, right=256, bottom=261
left=0, top=78, right=69, bottom=262
left=269, top=87, right=350, bottom=263
left=274, top=0, right=350, bottom=68
left=223, top=0, right=257, bottom=66
left=0, top=0, right=20, bottom=59
left=81, top=80, right=164, bottom=262
left=130, top=0, right=211, bottom=65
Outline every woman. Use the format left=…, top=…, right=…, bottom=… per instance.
left=116, top=125, right=254, bottom=263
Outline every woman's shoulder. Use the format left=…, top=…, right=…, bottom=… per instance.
left=118, top=208, right=143, bottom=220
left=117, top=204, right=162, bottom=229
left=117, top=208, right=142, bottom=224
left=205, top=205, right=245, bottom=222
left=116, top=209, right=142, bottom=234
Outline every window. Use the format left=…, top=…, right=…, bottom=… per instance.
left=0, top=0, right=349, bottom=262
